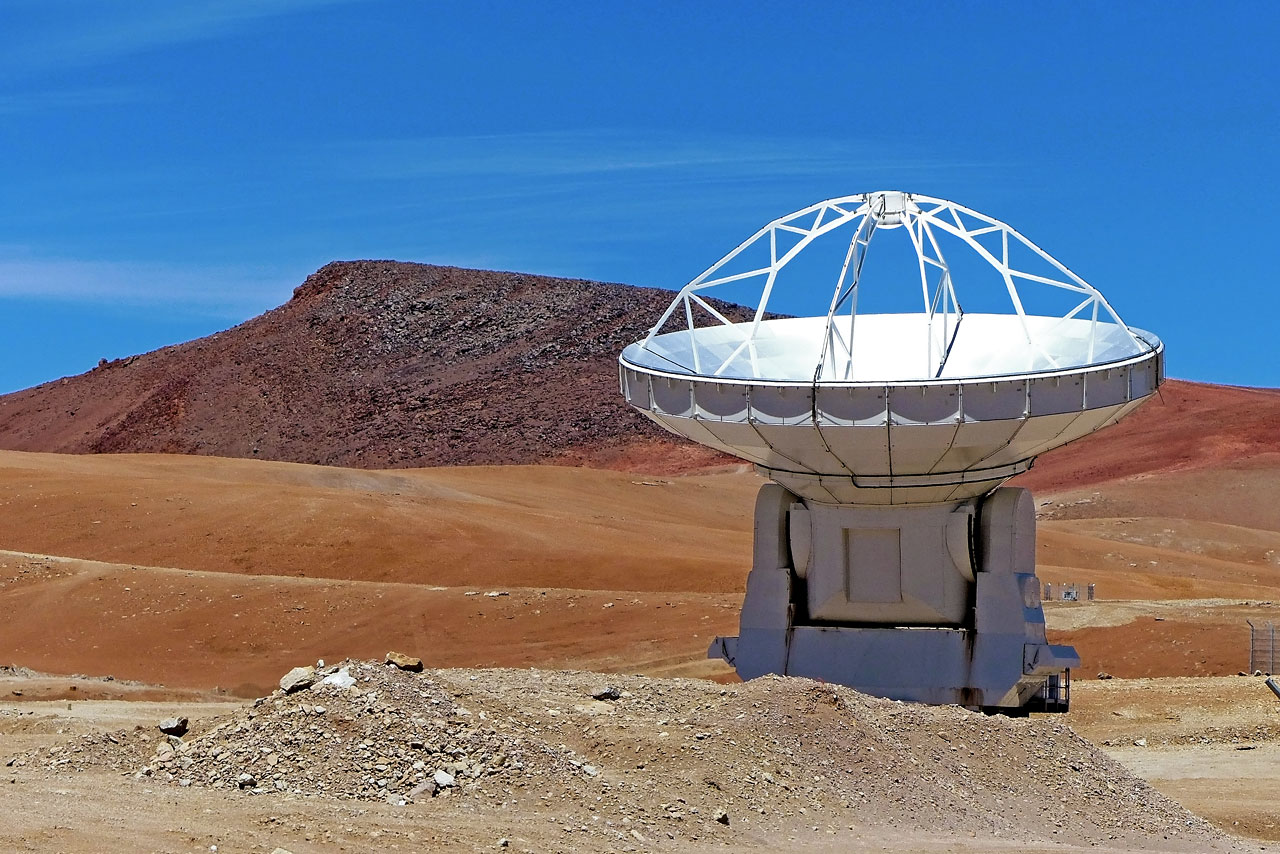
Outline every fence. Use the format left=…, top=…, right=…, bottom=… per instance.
left=1042, top=582, right=1096, bottom=602
left=1248, top=620, right=1277, bottom=674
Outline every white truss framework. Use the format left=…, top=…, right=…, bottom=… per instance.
left=641, top=191, right=1142, bottom=381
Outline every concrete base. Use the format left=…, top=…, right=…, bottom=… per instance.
left=710, top=484, right=1079, bottom=711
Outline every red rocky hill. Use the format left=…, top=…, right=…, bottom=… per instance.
left=0, top=260, right=1274, bottom=483
left=0, top=262, right=745, bottom=471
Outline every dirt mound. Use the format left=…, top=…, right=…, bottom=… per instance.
left=0, top=262, right=747, bottom=472
left=140, top=659, right=586, bottom=802
left=16, top=662, right=1228, bottom=850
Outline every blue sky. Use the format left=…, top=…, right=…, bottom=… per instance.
left=1, top=1, right=1276, bottom=392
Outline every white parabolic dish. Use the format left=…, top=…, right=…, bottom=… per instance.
left=620, top=191, right=1164, bottom=504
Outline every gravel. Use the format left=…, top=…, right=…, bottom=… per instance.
left=10, top=660, right=1231, bottom=850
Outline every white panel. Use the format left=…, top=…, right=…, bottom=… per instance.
left=930, top=419, right=1024, bottom=472
left=749, top=384, right=814, bottom=425
left=961, top=381, right=1026, bottom=421
left=1084, top=366, right=1130, bottom=408
left=816, top=385, right=888, bottom=426
left=650, top=376, right=693, bottom=417
left=978, top=413, right=1080, bottom=467
left=889, top=423, right=960, bottom=474
left=845, top=528, right=903, bottom=604
left=1027, top=374, right=1085, bottom=416
left=889, top=384, right=961, bottom=425
left=752, top=424, right=834, bottom=473
left=1130, top=359, right=1159, bottom=398
left=698, top=421, right=794, bottom=469
left=646, top=412, right=748, bottom=458
left=816, top=424, right=892, bottom=475
left=693, top=381, right=749, bottom=420
left=1004, top=412, right=1083, bottom=444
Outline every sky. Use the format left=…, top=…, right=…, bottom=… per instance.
left=1, top=1, right=1276, bottom=393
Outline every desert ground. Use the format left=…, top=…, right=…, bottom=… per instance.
left=0, top=445, right=1275, bottom=852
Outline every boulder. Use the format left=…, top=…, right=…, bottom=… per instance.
left=279, top=666, right=317, bottom=693
left=158, top=716, right=189, bottom=736
left=386, top=652, right=424, bottom=672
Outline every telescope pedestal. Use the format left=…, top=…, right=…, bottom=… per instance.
left=709, top=483, right=1078, bottom=712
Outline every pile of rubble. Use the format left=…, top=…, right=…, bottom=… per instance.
left=9, top=659, right=1229, bottom=849
left=138, top=657, right=591, bottom=804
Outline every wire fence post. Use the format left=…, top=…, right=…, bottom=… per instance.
left=1248, top=620, right=1277, bottom=674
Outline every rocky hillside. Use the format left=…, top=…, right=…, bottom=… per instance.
left=0, top=262, right=743, bottom=470
left=0, top=260, right=1274, bottom=481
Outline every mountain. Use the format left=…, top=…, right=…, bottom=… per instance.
left=0, top=259, right=1274, bottom=482
left=0, top=261, right=745, bottom=471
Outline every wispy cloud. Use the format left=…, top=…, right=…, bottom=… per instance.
left=5, top=0, right=362, bottom=72
left=306, top=130, right=995, bottom=271
left=0, top=85, right=145, bottom=115
left=326, top=130, right=965, bottom=182
left=0, top=253, right=298, bottom=319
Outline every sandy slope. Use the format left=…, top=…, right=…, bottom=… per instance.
left=0, top=436, right=1277, bottom=849
left=1, top=449, right=1279, bottom=692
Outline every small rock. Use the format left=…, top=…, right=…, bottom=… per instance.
left=158, top=716, right=189, bottom=736
left=236, top=772, right=257, bottom=789
left=714, top=808, right=730, bottom=825
left=1133, top=738, right=1147, bottom=747
left=592, top=686, right=622, bottom=701
left=433, top=769, right=456, bottom=788
left=386, top=652, right=424, bottom=672
left=1096, top=672, right=1113, bottom=680
left=319, top=668, right=356, bottom=689
left=279, top=666, right=316, bottom=693
left=498, top=839, right=509, bottom=848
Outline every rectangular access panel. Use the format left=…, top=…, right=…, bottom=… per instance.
left=845, top=528, right=903, bottom=604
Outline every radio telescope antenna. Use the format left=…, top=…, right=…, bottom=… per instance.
left=620, top=191, right=1163, bottom=712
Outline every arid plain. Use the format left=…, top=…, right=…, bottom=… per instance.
left=0, top=406, right=1277, bottom=851
left=0, top=264, right=1277, bottom=852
